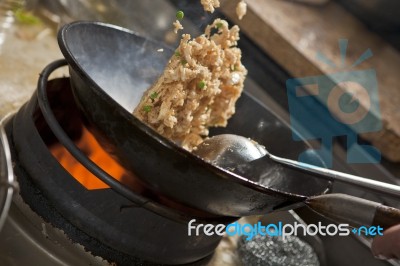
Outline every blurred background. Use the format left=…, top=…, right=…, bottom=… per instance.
left=1, top=0, right=399, bottom=125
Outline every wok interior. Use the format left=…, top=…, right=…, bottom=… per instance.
left=62, top=23, right=172, bottom=112
left=61, top=22, right=330, bottom=198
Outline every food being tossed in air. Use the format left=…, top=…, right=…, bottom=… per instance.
left=201, top=0, right=220, bottom=13
left=200, top=0, right=247, bottom=20
left=173, top=10, right=184, bottom=33
left=173, top=19, right=183, bottom=33
left=236, top=0, right=247, bottom=20
left=133, top=19, right=247, bottom=150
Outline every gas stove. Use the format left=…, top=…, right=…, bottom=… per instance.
left=1, top=1, right=400, bottom=264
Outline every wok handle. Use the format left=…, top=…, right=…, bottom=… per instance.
left=372, top=205, right=400, bottom=229
left=306, top=194, right=400, bottom=230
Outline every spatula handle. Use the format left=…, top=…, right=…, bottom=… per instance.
left=373, top=205, right=400, bottom=229
left=306, top=194, right=400, bottom=230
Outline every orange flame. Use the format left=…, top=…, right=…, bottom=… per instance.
left=50, top=127, right=134, bottom=190
left=48, top=125, right=217, bottom=217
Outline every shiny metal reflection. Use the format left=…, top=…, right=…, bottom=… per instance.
left=0, top=113, right=17, bottom=232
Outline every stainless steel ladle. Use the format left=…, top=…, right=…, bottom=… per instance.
left=194, top=134, right=400, bottom=229
left=194, top=134, right=400, bottom=199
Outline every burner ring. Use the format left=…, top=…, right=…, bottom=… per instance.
left=8, top=67, right=231, bottom=264
left=0, top=113, right=17, bottom=231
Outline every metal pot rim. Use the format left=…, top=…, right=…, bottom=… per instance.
left=0, top=113, right=17, bottom=232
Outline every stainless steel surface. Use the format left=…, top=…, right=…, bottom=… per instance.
left=194, top=134, right=267, bottom=169
left=0, top=193, right=110, bottom=266
left=0, top=113, right=16, bottom=232
left=196, top=134, right=400, bottom=199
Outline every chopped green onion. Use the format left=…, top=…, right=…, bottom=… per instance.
left=198, top=80, right=206, bottom=89
left=143, top=105, right=152, bottom=112
left=215, top=22, right=223, bottom=29
left=176, top=10, right=184, bottom=20
left=175, top=51, right=181, bottom=57
left=150, top=92, right=159, bottom=100
left=181, top=59, right=187, bottom=65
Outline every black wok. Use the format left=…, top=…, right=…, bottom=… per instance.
left=57, top=21, right=331, bottom=217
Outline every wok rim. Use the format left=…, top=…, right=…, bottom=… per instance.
left=57, top=21, right=331, bottom=204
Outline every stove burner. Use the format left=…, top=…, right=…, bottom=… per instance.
left=0, top=114, right=17, bottom=232
left=1, top=60, right=234, bottom=265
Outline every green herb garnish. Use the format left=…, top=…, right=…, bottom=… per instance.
left=231, top=65, right=239, bottom=71
left=143, top=105, right=152, bottom=112
left=175, top=51, right=181, bottom=57
left=150, top=92, right=159, bottom=100
left=176, top=10, right=184, bottom=20
left=181, top=59, right=187, bottom=65
left=215, top=22, right=223, bottom=29
left=198, top=80, right=206, bottom=89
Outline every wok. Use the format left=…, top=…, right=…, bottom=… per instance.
left=57, top=21, right=332, bottom=217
